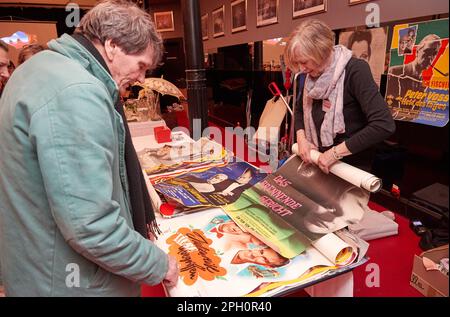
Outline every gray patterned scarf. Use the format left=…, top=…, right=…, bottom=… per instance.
left=303, top=45, right=353, bottom=147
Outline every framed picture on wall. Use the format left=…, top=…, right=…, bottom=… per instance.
left=201, top=14, right=208, bottom=40
left=154, top=11, right=174, bottom=32
left=293, top=0, right=327, bottom=18
left=256, top=0, right=278, bottom=27
left=348, top=0, right=371, bottom=5
left=231, top=0, right=247, bottom=33
left=212, top=5, right=225, bottom=37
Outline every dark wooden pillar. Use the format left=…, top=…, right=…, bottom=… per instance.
left=253, top=41, right=263, bottom=71
left=181, top=0, right=209, bottom=140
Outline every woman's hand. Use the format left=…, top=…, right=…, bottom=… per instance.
left=317, top=148, right=338, bottom=174
left=318, top=143, right=351, bottom=174
left=297, top=137, right=317, bottom=164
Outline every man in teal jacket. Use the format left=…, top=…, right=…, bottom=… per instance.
left=0, top=0, right=178, bottom=296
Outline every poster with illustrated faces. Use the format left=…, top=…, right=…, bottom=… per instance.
left=338, top=26, right=388, bottom=87
left=153, top=161, right=266, bottom=209
left=156, top=208, right=356, bottom=297
left=385, top=19, right=449, bottom=127
left=223, top=155, right=367, bottom=259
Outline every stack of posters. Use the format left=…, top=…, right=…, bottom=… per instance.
left=155, top=208, right=368, bottom=297
left=136, top=132, right=231, bottom=181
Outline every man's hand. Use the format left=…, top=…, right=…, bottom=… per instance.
left=163, top=255, right=179, bottom=288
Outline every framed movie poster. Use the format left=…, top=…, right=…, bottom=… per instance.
left=256, top=0, right=278, bottom=27
left=212, top=5, right=225, bottom=38
left=201, top=14, right=208, bottom=40
left=293, top=0, right=327, bottom=18
left=154, top=11, right=174, bottom=32
left=231, top=0, right=247, bottom=33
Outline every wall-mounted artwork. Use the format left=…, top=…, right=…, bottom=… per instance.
left=348, top=0, right=371, bottom=5
left=385, top=19, right=449, bottom=127
left=201, top=14, right=208, bottom=40
left=231, top=0, right=247, bottom=33
left=293, top=0, right=327, bottom=18
left=256, top=0, right=278, bottom=27
left=212, top=5, right=225, bottom=38
left=154, top=11, right=174, bottom=32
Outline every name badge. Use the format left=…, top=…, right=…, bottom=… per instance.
left=322, top=99, right=332, bottom=112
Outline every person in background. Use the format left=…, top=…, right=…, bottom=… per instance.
left=0, top=40, right=11, bottom=98
left=285, top=19, right=395, bottom=173
left=8, top=61, right=15, bottom=76
left=0, top=41, right=9, bottom=297
left=0, top=0, right=178, bottom=296
left=17, top=43, right=45, bottom=65
left=347, top=30, right=372, bottom=63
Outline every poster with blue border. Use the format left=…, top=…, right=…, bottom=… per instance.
left=154, top=162, right=266, bottom=208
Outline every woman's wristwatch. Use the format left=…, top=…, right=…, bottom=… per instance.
left=331, top=146, right=343, bottom=160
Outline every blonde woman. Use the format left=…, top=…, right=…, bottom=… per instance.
left=285, top=20, right=395, bottom=173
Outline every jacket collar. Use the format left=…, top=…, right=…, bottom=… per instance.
left=47, top=33, right=118, bottom=102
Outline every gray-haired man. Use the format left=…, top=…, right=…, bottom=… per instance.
left=0, top=0, right=178, bottom=296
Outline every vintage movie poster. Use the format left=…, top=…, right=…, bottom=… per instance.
left=154, top=162, right=266, bottom=209
left=385, top=19, right=449, bottom=126
left=137, top=134, right=229, bottom=177
left=224, top=155, right=368, bottom=258
left=339, top=26, right=388, bottom=86
left=155, top=208, right=357, bottom=297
